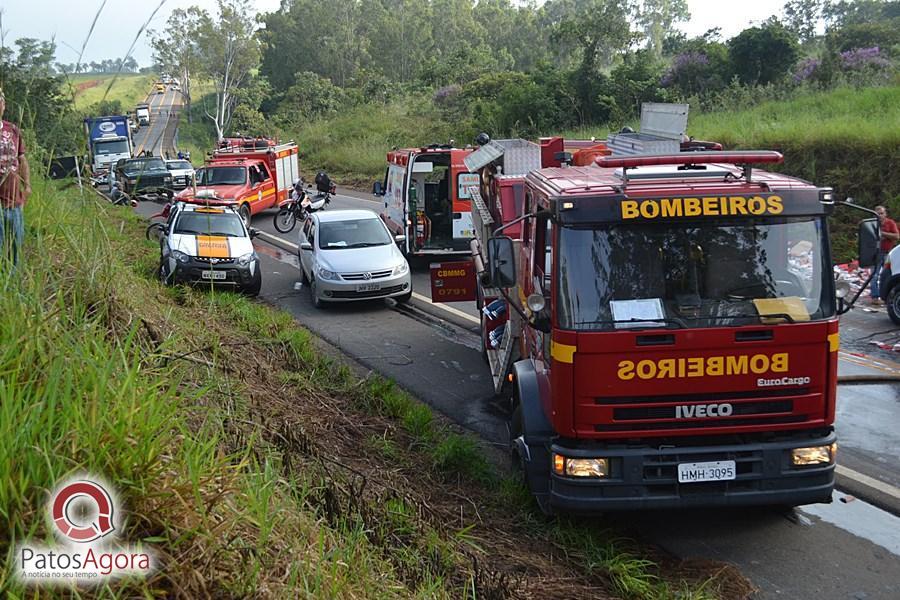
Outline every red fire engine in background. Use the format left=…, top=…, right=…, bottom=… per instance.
left=177, top=141, right=299, bottom=224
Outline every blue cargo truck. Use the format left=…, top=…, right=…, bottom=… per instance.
left=84, top=115, right=133, bottom=176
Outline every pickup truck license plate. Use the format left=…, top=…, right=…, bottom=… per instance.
left=677, top=460, right=736, bottom=483
left=357, top=283, right=381, bottom=292
left=201, top=270, right=227, bottom=281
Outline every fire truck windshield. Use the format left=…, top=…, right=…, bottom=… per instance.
left=557, top=217, right=835, bottom=330
left=196, top=167, right=246, bottom=186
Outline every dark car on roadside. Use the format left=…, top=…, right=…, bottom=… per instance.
left=114, top=156, right=173, bottom=198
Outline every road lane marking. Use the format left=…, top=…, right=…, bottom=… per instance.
left=410, top=292, right=479, bottom=324
left=839, top=350, right=900, bottom=375
left=836, top=464, right=900, bottom=500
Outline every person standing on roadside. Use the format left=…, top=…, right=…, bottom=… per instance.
left=0, top=87, right=31, bottom=268
left=870, top=205, right=899, bottom=304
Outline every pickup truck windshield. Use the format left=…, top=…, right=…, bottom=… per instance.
left=196, top=167, right=246, bottom=186
left=126, top=158, right=166, bottom=171
left=94, top=140, right=130, bottom=155
left=557, top=217, right=834, bottom=330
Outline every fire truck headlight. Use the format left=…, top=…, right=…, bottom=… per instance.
left=791, top=443, right=837, bottom=466
left=552, top=454, right=609, bottom=478
left=526, top=293, right=546, bottom=313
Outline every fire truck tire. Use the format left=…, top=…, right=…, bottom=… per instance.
left=887, top=286, right=900, bottom=325
left=511, top=361, right=554, bottom=514
left=238, top=203, right=252, bottom=227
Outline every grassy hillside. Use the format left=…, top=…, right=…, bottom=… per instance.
left=0, top=179, right=744, bottom=597
left=67, top=73, right=155, bottom=112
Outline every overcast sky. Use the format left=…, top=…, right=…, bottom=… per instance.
left=1, top=0, right=787, bottom=66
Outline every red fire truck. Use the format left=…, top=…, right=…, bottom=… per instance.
left=176, top=141, right=299, bottom=224
left=461, top=141, right=849, bottom=513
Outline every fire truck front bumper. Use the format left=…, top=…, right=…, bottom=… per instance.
left=545, top=430, right=836, bottom=512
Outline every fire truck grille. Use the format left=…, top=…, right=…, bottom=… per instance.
left=596, top=388, right=809, bottom=405
left=591, top=389, right=815, bottom=433
left=595, top=415, right=806, bottom=432
left=613, top=400, right=793, bottom=421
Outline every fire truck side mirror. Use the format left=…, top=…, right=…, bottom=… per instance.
left=487, top=236, right=516, bottom=288
left=857, top=218, right=879, bottom=269
left=373, top=181, right=384, bottom=196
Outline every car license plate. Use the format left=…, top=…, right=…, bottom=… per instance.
left=201, top=270, right=227, bottom=281
left=677, top=460, right=736, bottom=483
left=357, top=283, right=381, bottom=292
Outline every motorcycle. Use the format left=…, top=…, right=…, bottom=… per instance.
left=273, top=174, right=334, bottom=233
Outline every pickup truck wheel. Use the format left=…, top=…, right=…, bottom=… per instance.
left=887, top=286, right=900, bottom=325
left=238, top=203, right=251, bottom=227
left=243, top=270, right=262, bottom=297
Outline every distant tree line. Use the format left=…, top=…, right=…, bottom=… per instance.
left=242, top=0, right=898, bottom=139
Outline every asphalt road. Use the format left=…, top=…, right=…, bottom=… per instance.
left=130, top=88, right=900, bottom=599
left=131, top=85, right=180, bottom=158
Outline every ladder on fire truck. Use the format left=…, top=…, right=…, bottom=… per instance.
left=465, top=139, right=542, bottom=394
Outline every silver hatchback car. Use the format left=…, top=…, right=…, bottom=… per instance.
left=298, top=210, right=411, bottom=308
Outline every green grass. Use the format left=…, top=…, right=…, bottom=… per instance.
left=0, top=179, right=481, bottom=597
left=688, top=85, right=900, bottom=147
left=289, top=99, right=455, bottom=185
left=66, top=73, right=156, bottom=112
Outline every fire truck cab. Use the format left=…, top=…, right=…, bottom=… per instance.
left=176, top=141, right=299, bottom=225
left=471, top=145, right=841, bottom=514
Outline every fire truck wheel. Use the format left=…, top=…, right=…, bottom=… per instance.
left=238, top=203, right=252, bottom=227
left=887, top=286, right=900, bottom=325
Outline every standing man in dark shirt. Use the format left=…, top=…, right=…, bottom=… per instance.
left=0, top=87, right=31, bottom=267
left=871, top=205, right=899, bottom=304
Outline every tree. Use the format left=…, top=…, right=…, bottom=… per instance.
left=782, top=0, right=824, bottom=43
left=728, top=22, right=800, bottom=85
left=151, top=7, right=206, bottom=122
left=14, top=37, right=56, bottom=75
left=552, top=0, right=641, bottom=72
left=638, top=0, right=690, bottom=57
left=823, top=0, right=900, bottom=28
left=194, top=0, right=261, bottom=141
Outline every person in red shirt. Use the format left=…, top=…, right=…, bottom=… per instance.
left=0, top=86, right=32, bottom=268
left=870, top=205, right=899, bottom=303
